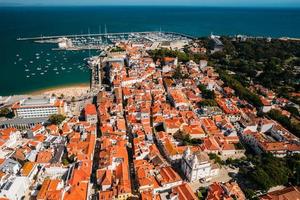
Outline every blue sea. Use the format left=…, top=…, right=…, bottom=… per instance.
left=0, top=6, right=300, bottom=96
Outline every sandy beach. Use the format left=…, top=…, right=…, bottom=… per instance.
left=30, top=83, right=90, bottom=98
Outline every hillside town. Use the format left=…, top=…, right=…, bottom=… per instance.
left=0, top=34, right=300, bottom=200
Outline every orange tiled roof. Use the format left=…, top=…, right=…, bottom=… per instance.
left=260, top=186, right=300, bottom=200
left=21, top=161, right=36, bottom=177
left=37, top=179, right=62, bottom=200
left=0, top=127, right=17, bottom=136
left=158, top=166, right=182, bottom=185
left=31, top=124, right=44, bottom=132
left=64, top=182, right=88, bottom=200
left=84, top=103, right=97, bottom=115
left=172, top=183, right=198, bottom=200
left=36, top=150, right=52, bottom=163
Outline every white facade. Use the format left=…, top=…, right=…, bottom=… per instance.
left=260, top=122, right=274, bottom=133
left=13, top=97, right=67, bottom=118
left=44, top=166, right=68, bottom=178
left=0, top=176, right=29, bottom=200
left=244, top=124, right=258, bottom=133
left=181, top=148, right=217, bottom=182
left=16, top=106, right=59, bottom=118
left=3, top=130, right=21, bottom=148
left=0, top=159, right=21, bottom=174
left=262, top=105, right=272, bottom=113
left=153, top=180, right=183, bottom=194
left=200, top=60, right=208, bottom=70
left=86, top=114, right=98, bottom=124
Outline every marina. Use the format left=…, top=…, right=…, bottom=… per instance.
left=17, top=31, right=195, bottom=41
left=14, top=31, right=193, bottom=85
left=17, top=31, right=194, bottom=51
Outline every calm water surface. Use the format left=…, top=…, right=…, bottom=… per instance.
left=0, top=6, right=300, bottom=95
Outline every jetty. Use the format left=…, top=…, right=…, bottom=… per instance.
left=17, top=31, right=196, bottom=41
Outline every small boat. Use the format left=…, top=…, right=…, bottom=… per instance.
left=53, top=68, right=58, bottom=71
left=56, top=72, right=59, bottom=74
left=25, top=69, right=29, bottom=72
left=30, top=61, right=33, bottom=64
left=37, top=67, right=41, bottom=70
left=26, top=75, right=30, bottom=78
left=36, top=56, right=40, bottom=59
left=35, top=53, right=40, bottom=56
left=16, top=54, right=19, bottom=57
left=46, top=59, right=50, bottom=62
left=31, top=73, right=36, bottom=75
left=18, top=58, right=23, bottom=61
left=40, top=72, right=44, bottom=75
left=14, top=62, right=17, bottom=65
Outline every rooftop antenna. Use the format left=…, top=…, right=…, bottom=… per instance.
left=88, top=28, right=91, bottom=57
left=104, top=24, right=108, bottom=44
left=98, top=25, right=102, bottom=45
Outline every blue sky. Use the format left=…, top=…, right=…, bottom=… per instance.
left=1, top=0, right=300, bottom=7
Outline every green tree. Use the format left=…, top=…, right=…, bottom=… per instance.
left=197, top=187, right=207, bottom=200
left=0, top=108, right=10, bottom=117
left=197, top=99, right=218, bottom=107
left=208, top=153, right=224, bottom=165
left=198, top=84, right=215, bottom=99
left=0, top=108, right=14, bottom=118
left=250, top=168, right=272, bottom=190
left=285, top=105, right=299, bottom=117
left=173, top=65, right=183, bottom=79
left=49, top=114, right=66, bottom=125
left=217, top=69, right=262, bottom=108
left=71, top=96, right=76, bottom=104
left=267, top=109, right=300, bottom=137
left=110, top=46, right=125, bottom=52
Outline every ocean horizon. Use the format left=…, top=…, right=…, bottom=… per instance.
left=1, top=6, right=300, bottom=96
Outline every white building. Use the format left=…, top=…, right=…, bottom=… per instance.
left=181, top=148, right=219, bottom=182
left=0, top=176, right=30, bottom=200
left=0, top=128, right=21, bottom=148
left=199, top=60, right=208, bottom=70
left=12, top=96, right=67, bottom=118
left=0, top=158, right=21, bottom=174
left=58, top=37, right=73, bottom=49
left=84, top=104, right=98, bottom=124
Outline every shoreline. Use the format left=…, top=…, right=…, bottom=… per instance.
left=17, top=83, right=90, bottom=99
left=28, top=83, right=90, bottom=95
left=0, top=83, right=91, bottom=107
